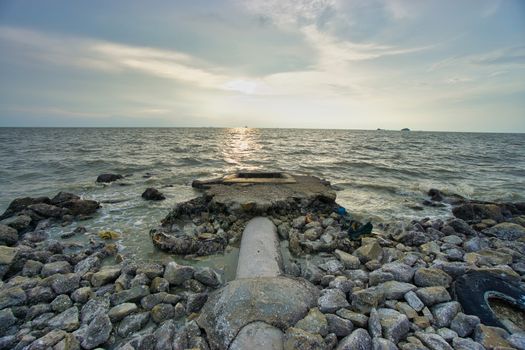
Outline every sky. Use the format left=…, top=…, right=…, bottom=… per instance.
left=0, top=0, right=524, bottom=131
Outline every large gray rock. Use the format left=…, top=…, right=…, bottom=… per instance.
left=163, top=261, right=194, bottom=285
left=380, top=262, right=415, bottom=283
left=431, top=301, right=461, bottom=328
left=326, top=313, right=353, bottom=337
left=80, top=298, right=110, bottom=324
left=415, top=287, right=451, bottom=306
left=377, top=308, right=410, bottom=343
left=283, top=327, right=324, bottom=350
left=483, top=222, right=525, bottom=240
left=318, top=288, right=350, bottom=313
left=0, top=224, right=18, bottom=246
left=230, top=321, right=284, bottom=350
left=109, top=285, right=149, bottom=305
left=336, top=328, right=372, bottom=350
left=197, top=276, right=319, bottom=350
left=117, top=311, right=150, bottom=337
left=81, top=313, right=112, bottom=349
left=47, top=306, right=79, bottom=332
left=450, top=313, right=480, bottom=337
left=354, top=242, right=383, bottom=263
left=415, top=331, right=453, bottom=350
left=41, top=261, right=71, bottom=277
left=414, top=268, right=452, bottom=287
left=334, top=249, right=361, bottom=269
left=0, top=246, right=18, bottom=279
left=295, top=307, right=328, bottom=336
left=90, top=267, right=121, bottom=287
left=351, top=287, right=384, bottom=313
left=379, top=281, right=417, bottom=300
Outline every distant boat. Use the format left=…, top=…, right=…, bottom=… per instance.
left=401, top=128, right=410, bottom=131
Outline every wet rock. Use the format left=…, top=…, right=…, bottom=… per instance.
left=415, top=331, right=453, bottom=350
left=295, top=307, right=328, bottom=336
left=318, top=288, right=350, bottom=313
left=336, top=328, right=372, bottom=350
left=150, top=277, right=169, bottom=293
left=61, top=199, right=100, bottom=216
left=96, top=173, right=123, bottom=183
left=452, top=337, right=485, bottom=350
left=142, top=188, right=166, bottom=201
left=163, top=262, right=194, bottom=286
left=354, top=242, right=383, bottom=263
left=81, top=313, right=112, bottom=349
left=283, top=327, right=325, bottom=350
left=483, top=222, right=525, bottom=240
left=3, top=214, right=32, bottom=232
left=108, top=303, right=137, bottom=322
left=194, top=267, right=221, bottom=287
left=51, top=294, right=73, bottom=313
left=117, top=311, right=150, bottom=337
left=415, top=287, right=451, bottom=306
left=0, top=224, right=18, bottom=246
left=27, top=203, right=64, bottom=218
left=0, top=196, right=51, bottom=220
left=91, top=267, right=122, bottom=287
left=474, top=324, right=511, bottom=349
left=431, top=301, right=461, bottom=328
left=47, top=306, right=79, bottom=332
left=377, top=308, right=410, bottom=343
left=414, top=268, right=453, bottom=287
left=50, top=192, right=80, bottom=206
left=450, top=313, right=480, bottom=337
left=110, top=285, right=149, bottom=305
left=447, top=218, right=476, bottom=235
left=41, top=261, right=71, bottom=277
left=452, top=203, right=504, bottom=223
left=74, top=255, right=100, bottom=276
left=326, top=313, right=353, bottom=337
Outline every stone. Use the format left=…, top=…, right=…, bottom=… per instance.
left=431, top=301, right=461, bottom=328
left=369, top=270, right=394, bottom=286
left=4, top=214, right=32, bottom=232
left=329, top=276, right=353, bottom=293
left=51, top=294, right=73, bottom=313
left=22, top=260, right=43, bottom=277
left=477, top=249, right=513, bottom=265
left=484, top=222, right=525, bottom=240
left=142, top=187, right=166, bottom=201
left=326, top=313, right=353, bottom=337
left=47, top=306, right=79, bottom=332
left=109, top=285, right=149, bottom=305
left=396, top=230, right=429, bottom=246
left=420, top=241, right=441, bottom=255
left=163, top=262, right=194, bottom=285
left=452, top=337, right=485, bottom=350
left=302, top=261, right=324, bottom=284
left=140, top=292, right=180, bottom=310
left=442, top=235, right=463, bottom=245
left=52, top=332, right=80, bottom=350
left=380, top=262, right=415, bottom=283
left=0, top=224, right=18, bottom=246
left=153, top=319, right=176, bottom=350
left=0, top=196, right=51, bottom=220
left=96, top=173, right=123, bottom=183
left=41, top=261, right=71, bottom=277
left=292, top=216, right=306, bottom=229
left=437, top=328, right=457, bottom=342
left=414, top=268, right=452, bottom=287
left=318, top=288, right=350, bottom=313
left=354, top=242, right=383, bottom=263
left=26, top=285, right=55, bottom=304
left=508, top=333, right=525, bottom=350
left=81, top=313, right=112, bottom=349
left=151, top=303, right=174, bottom=323
left=150, top=277, right=169, bottom=293
left=51, top=273, right=81, bottom=294
left=372, top=337, right=398, bottom=350
left=396, top=302, right=418, bottom=320
left=351, top=287, right=384, bottom=313
left=452, top=203, right=504, bottom=223
left=336, top=328, right=372, bottom=350
left=415, top=331, right=453, bottom=350
left=27, top=203, right=64, bottom=218
left=319, top=259, right=344, bottom=274
left=404, top=291, right=425, bottom=312
left=0, top=308, right=17, bottom=331
left=0, top=287, right=26, bottom=309
left=62, top=199, right=99, bottom=216
left=295, top=308, right=328, bottom=336
left=108, top=303, right=137, bottom=322
left=283, top=327, right=325, bottom=350
left=336, top=309, right=369, bottom=328
left=117, top=311, right=150, bottom=337
left=474, top=324, right=511, bottom=349
left=90, top=267, right=121, bottom=287
left=379, top=281, right=417, bottom=300
left=377, top=308, right=410, bottom=343
left=450, top=312, right=480, bottom=338
left=368, top=308, right=382, bottom=338
left=0, top=246, right=18, bottom=278
left=74, top=255, right=100, bottom=276
left=186, top=292, right=208, bottom=313
left=194, top=267, right=221, bottom=287
left=71, top=287, right=93, bottom=304
left=415, top=287, right=451, bottom=306
left=28, top=329, right=67, bottom=349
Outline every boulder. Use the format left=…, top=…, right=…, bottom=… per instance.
left=50, top=192, right=80, bottom=206
left=452, top=203, right=505, bottom=223
left=91, top=267, right=121, bottom=287
left=450, top=313, right=480, bottom=337
left=334, top=249, right=361, bottom=269
left=283, top=327, right=325, bottom=350
left=336, top=328, right=372, bottom=350
left=431, top=301, right=461, bottom=328
left=0, top=224, right=18, bottom=246
left=326, top=313, right=353, bottom=337
left=60, top=199, right=100, bottom=216
left=354, top=242, right=383, bottom=263
left=0, top=196, right=51, bottom=220
left=47, top=306, right=79, bottom=332
left=96, top=173, right=123, bottom=183
left=415, top=287, right=451, bottom=306
left=483, top=222, right=525, bottom=240
left=295, top=308, right=328, bottom=336
left=142, top=188, right=166, bottom=201
left=318, top=288, right=350, bottom=313
left=27, top=203, right=64, bottom=218
left=414, top=268, right=453, bottom=287
left=41, top=261, right=72, bottom=277
left=164, top=262, right=195, bottom=285
left=194, top=267, right=221, bottom=287
left=81, top=313, right=112, bottom=349
left=377, top=308, right=410, bottom=343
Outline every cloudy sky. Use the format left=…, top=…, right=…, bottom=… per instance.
left=0, top=0, right=524, bottom=131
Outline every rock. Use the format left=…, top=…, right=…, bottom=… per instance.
left=372, top=337, right=398, bottom=350
left=415, top=287, right=451, bottom=306
left=369, top=271, right=394, bottom=286
left=304, top=228, right=322, bottom=241
left=61, top=199, right=100, bottom=216
left=0, top=287, right=26, bottom=309
left=28, top=329, right=67, bottom=349
left=22, top=260, right=43, bottom=277
left=292, top=216, right=306, bottom=229
left=336, top=328, right=372, bottom=350
left=483, top=222, right=525, bottom=240
left=354, top=242, right=383, bottom=263
left=318, top=288, right=350, bottom=313
left=108, top=302, right=137, bottom=322
left=91, top=267, right=121, bottom=287
left=437, top=328, right=457, bottom=342
left=415, top=331, right=453, bottom=350
left=117, top=311, right=150, bottom=337
left=110, top=285, right=150, bottom=305
left=163, top=261, right=194, bottom=286
left=197, top=276, right=319, bottom=350
left=351, top=287, right=384, bottom=313
left=81, top=313, right=112, bottom=349
left=336, top=309, right=369, bottom=328
left=47, top=306, right=79, bottom=332
left=3, top=214, right=32, bottom=232
left=96, top=173, right=123, bottom=183
left=379, top=281, right=417, bottom=300
left=150, top=303, right=174, bottom=323
left=51, top=294, right=73, bottom=313
left=0, top=245, right=18, bottom=278
left=414, top=268, right=453, bottom=287
left=80, top=298, right=109, bottom=324
left=452, top=337, right=485, bottom=350
left=396, top=230, right=429, bottom=246
left=334, top=249, right=360, bottom=270
left=186, top=292, right=208, bottom=313
left=295, top=307, right=328, bottom=336
left=194, top=267, right=221, bottom=287
left=431, top=301, right=461, bottom=328
left=71, top=287, right=93, bottom=304
left=420, top=241, right=441, bottom=255
left=150, top=276, right=170, bottom=293
left=0, top=224, right=18, bottom=246
left=52, top=332, right=79, bottom=350
left=474, top=324, right=511, bottom=349
left=0, top=196, right=51, bottom=220
left=0, top=308, right=17, bottom=332
left=153, top=319, right=176, bottom=350
left=452, top=203, right=504, bottom=223
left=368, top=308, right=382, bottom=338
left=142, top=188, right=166, bottom=201
left=50, top=192, right=80, bottom=206
left=377, top=308, right=410, bottom=343
left=404, top=291, right=425, bottom=312
left=477, top=249, right=513, bottom=265
left=447, top=313, right=479, bottom=338
left=380, top=262, right=415, bottom=283
left=41, top=261, right=71, bottom=277
left=97, top=230, right=119, bottom=240
left=74, top=255, right=100, bottom=276
left=463, top=237, right=488, bottom=253
left=283, top=327, right=325, bottom=350
left=27, top=203, right=64, bottom=218
left=508, top=333, right=525, bottom=350
left=51, top=273, right=81, bottom=294
left=140, top=291, right=180, bottom=310
left=326, top=314, right=353, bottom=337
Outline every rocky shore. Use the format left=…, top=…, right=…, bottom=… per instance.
left=1, top=179, right=524, bottom=349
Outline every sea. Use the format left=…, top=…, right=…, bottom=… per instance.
left=1, top=128, right=524, bottom=271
